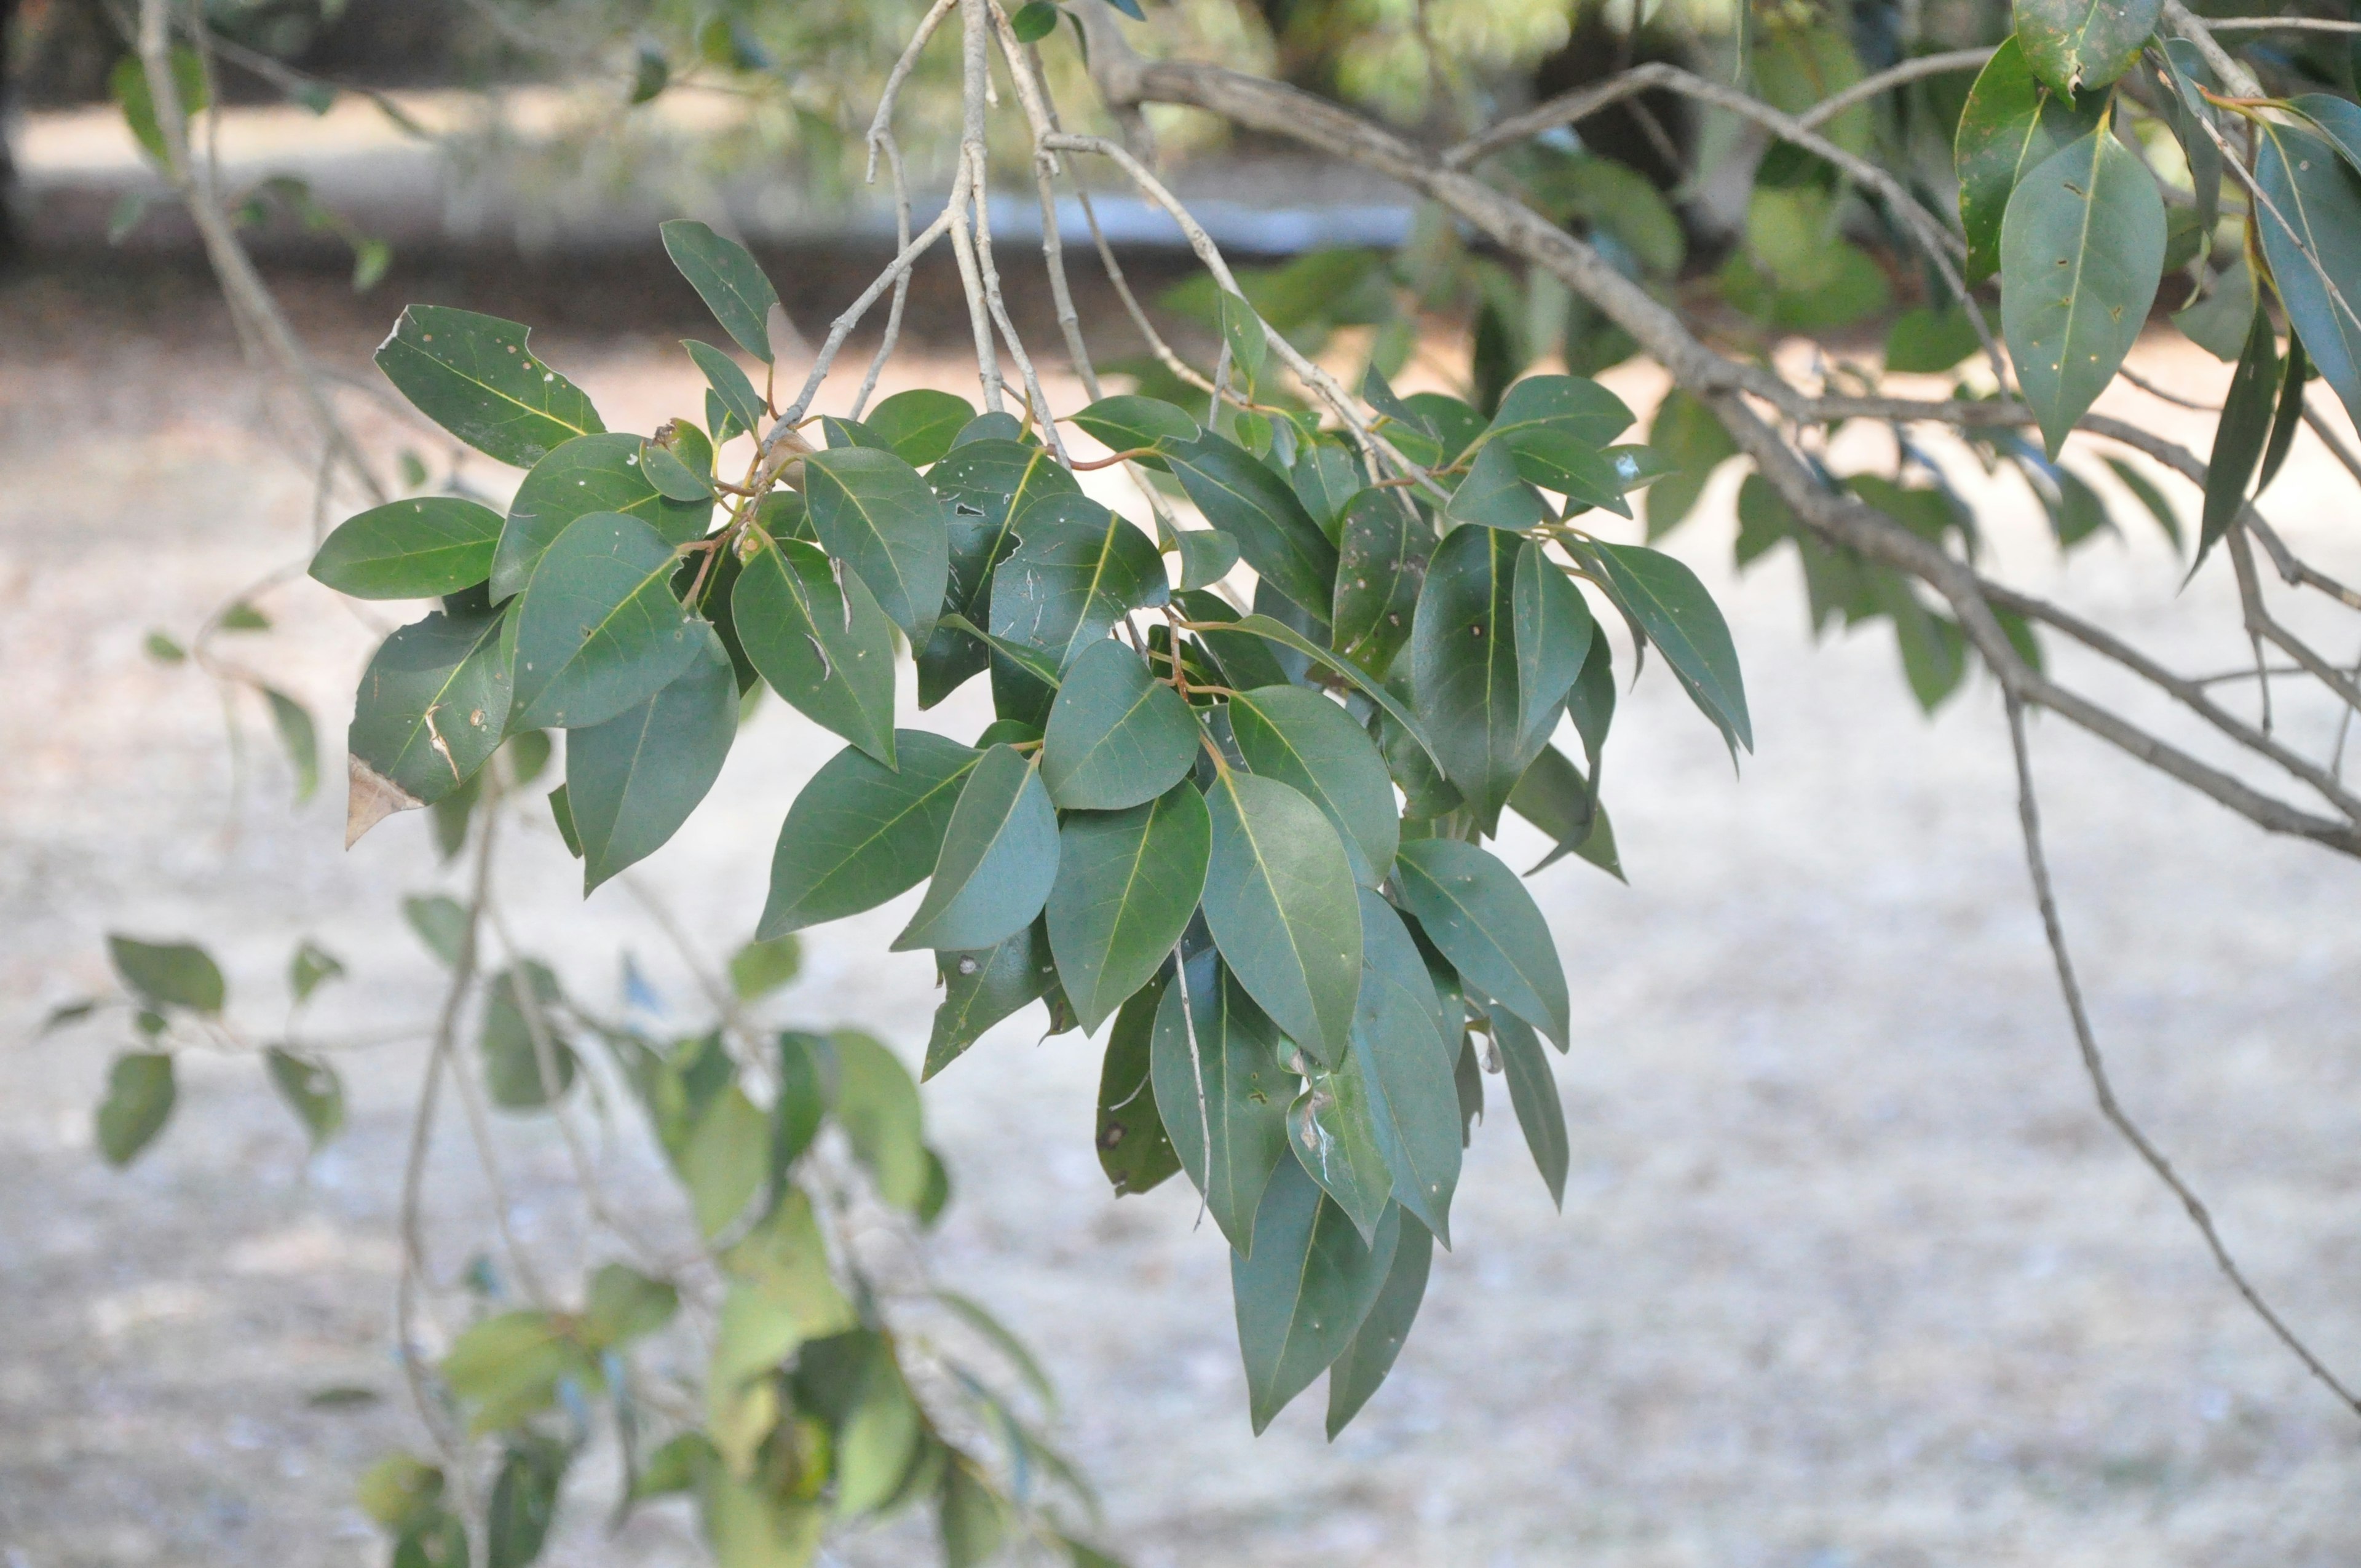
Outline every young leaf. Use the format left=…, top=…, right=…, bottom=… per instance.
left=2011, top=0, right=2158, bottom=96
left=684, top=340, right=767, bottom=438
left=759, top=734, right=981, bottom=938
left=2253, top=122, right=2361, bottom=435
left=926, top=921, right=1055, bottom=1079
left=290, top=940, right=346, bottom=1003
left=1163, top=432, right=1340, bottom=623
left=734, top=531, right=898, bottom=766
left=728, top=934, right=802, bottom=1000
left=374, top=306, right=601, bottom=469
left=266, top=1047, right=346, bottom=1148
left=1202, top=769, right=1363, bottom=1067
left=893, top=745, right=1061, bottom=953
left=2196, top=308, right=2280, bottom=572
left=263, top=688, right=320, bottom=804
left=492, top=432, right=710, bottom=602
left=988, top=496, right=1167, bottom=671
left=660, top=219, right=780, bottom=362
left=1350, top=890, right=1460, bottom=1243
left=1324, top=1212, right=1433, bottom=1438
left=1393, top=838, right=1570, bottom=1047
left=565, top=628, right=737, bottom=892
left=1097, top=974, right=1182, bottom=1196
left=864, top=389, right=976, bottom=468
left=804, top=446, right=953, bottom=645
left=1228, top=684, right=1399, bottom=888
left=1490, top=1008, right=1568, bottom=1206
left=1580, top=540, right=1751, bottom=754
left=349, top=606, right=511, bottom=814
left=311, top=497, right=504, bottom=600
left=1154, top=948, right=1294, bottom=1255
left=1412, top=523, right=1535, bottom=828
left=1046, top=780, right=1211, bottom=1032
left=1952, top=36, right=2106, bottom=282
left=1999, top=127, right=2165, bottom=457
left=97, top=1052, right=176, bottom=1166
left=108, top=935, right=226, bottom=1013
left=1231, top=1159, right=1401, bottom=1434
left=509, top=512, right=703, bottom=731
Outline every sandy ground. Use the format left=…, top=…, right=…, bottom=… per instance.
left=5, top=256, right=2361, bottom=1568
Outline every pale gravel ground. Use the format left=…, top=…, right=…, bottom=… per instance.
left=5, top=267, right=2361, bottom=1568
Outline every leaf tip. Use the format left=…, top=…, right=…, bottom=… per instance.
left=346, top=757, right=422, bottom=847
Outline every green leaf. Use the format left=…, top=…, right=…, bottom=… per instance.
left=1074, top=394, right=1197, bottom=456
left=548, top=783, right=581, bottom=857
left=939, top=1457, right=1008, bottom=1568
left=486, top=1439, right=566, bottom=1568
left=1046, top=780, right=1211, bottom=1032
left=1176, top=590, right=1289, bottom=692
left=566, top=627, right=737, bottom=891
left=1202, top=769, right=1363, bottom=1067
left=770, top=1031, right=835, bottom=1179
left=1288, top=1039, right=1393, bottom=1237
left=2260, top=335, right=2309, bottom=496
left=729, top=935, right=803, bottom=1000
left=1291, top=440, right=1364, bottom=542
left=1155, top=949, right=1294, bottom=1254
left=2196, top=307, right=2280, bottom=573
left=1508, top=743, right=1623, bottom=881
left=109, top=48, right=207, bottom=164
left=2175, top=255, right=2256, bottom=362
left=266, top=1047, right=346, bottom=1148
left=1041, top=639, right=1202, bottom=810
left=834, top=1350, right=922, bottom=1521
left=492, top=433, right=711, bottom=601
left=926, top=921, right=1055, bottom=1079
left=864, top=389, right=976, bottom=467
left=510, top=512, right=703, bottom=731
left=1228, top=684, right=1398, bottom=888
left=759, top=734, right=981, bottom=938
left=894, top=745, right=1061, bottom=952
left=144, top=630, right=186, bottom=663
left=358, top=1453, right=446, bottom=1531
left=1169, top=525, right=1241, bottom=590
left=2254, top=121, right=2361, bottom=435
left=1011, top=0, right=1061, bottom=44
left=1231, top=1158, right=1401, bottom=1434
left=660, top=220, right=779, bottom=362
left=805, top=446, right=952, bottom=645
left=1394, top=838, right=1569, bottom=1047
left=641, top=439, right=714, bottom=503
left=108, top=935, right=225, bottom=1013
left=403, top=894, right=469, bottom=965
left=1164, top=432, right=1339, bottom=623
left=1999, top=127, right=2165, bottom=457
left=684, top=1085, right=769, bottom=1237
left=261, top=687, right=320, bottom=804
left=933, top=1289, right=1057, bottom=1409
left=1329, top=489, right=1426, bottom=680
left=1884, top=308, right=1984, bottom=374
left=1581, top=540, right=1751, bottom=754
left=1324, top=1211, right=1432, bottom=1438
left=1097, top=974, right=1184, bottom=1196
left=988, top=496, right=1167, bottom=671
left=923, top=441, right=1083, bottom=704
left=1505, top=429, right=1632, bottom=517
left=312, top=497, right=503, bottom=600
left=442, top=1311, right=586, bottom=1434
left=290, top=940, right=345, bottom=1003
left=349, top=606, right=511, bottom=812
left=96, top=1051, right=176, bottom=1166
left=1482, top=374, right=1635, bottom=451
left=2011, top=0, right=2157, bottom=95
left=684, top=340, right=767, bottom=440
left=480, top=962, right=577, bottom=1110
left=1643, top=389, right=1738, bottom=540
left=1444, top=438, right=1550, bottom=532
left=582, top=1262, right=679, bottom=1348
left=1951, top=36, right=2106, bottom=283
left=1219, top=614, right=1445, bottom=772
left=374, top=306, right=601, bottom=469
left=734, top=531, right=898, bottom=765
left=1511, top=542, right=1593, bottom=753
left=1412, top=524, right=1535, bottom=828
left=1349, top=890, right=1460, bottom=1242
left=1492, top=1008, right=1568, bottom=1205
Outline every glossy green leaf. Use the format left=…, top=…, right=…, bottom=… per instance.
left=265, top=1047, right=345, bottom=1148
left=1203, top=769, right=1362, bottom=1067
left=1289, top=1040, right=1393, bottom=1237
left=1219, top=614, right=1445, bottom=771
left=1232, top=1158, right=1400, bottom=1434
left=2012, top=0, right=2157, bottom=95
left=1483, top=374, right=1634, bottom=451
left=922, top=441, right=1081, bottom=705
left=2196, top=307, right=2279, bottom=573
left=1228, top=684, right=1398, bottom=888
left=374, top=306, right=601, bottom=469
left=734, top=531, right=898, bottom=765
left=1444, top=438, right=1549, bottom=531
left=1047, top=780, right=1211, bottom=1032
left=1349, top=890, right=1460, bottom=1242
left=1324, top=1211, right=1432, bottom=1438
left=1582, top=540, right=1751, bottom=754
left=925, top=920, right=1056, bottom=1079
left=1511, top=542, right=1593, bottom=753
left=1169, top=525, right=1241, bottom=590
left=989, top=496, right=1167, bottom=671
left=1394, top=837, right=1569, bottom=1047
left=684, top=340, right=767, bottom=440
left=1329, top=489, right=1426, bottom=680
left=1412, top=523, right=1534, bottom=827
left=861, top=389, right=974, bottom=467
left=1952, top=36, right=2106, bottom=282
left=109, top=934, right=225, bottom=1014
left=1506, top=429, right=1632, bottom=517
left=1177, top=590, right=1291, bottom=692
left=759, top=733, right=981, bottom=937
left=1155, top=948, right=1294, bottom=1254
left=805, top=446, right=952, bottom=645
left=1508, top=743, right=1623, bottom=881
left=2254, top=121, right=2361, bottom=435
left=1999, top=127, right=2165, bottom=457
left=1291, top=440, right=1364, bottom=541
left=1217, top=290, right=1271, bottom=397
left=1074, top=394, right=1198, bottom=456
left=1097, top=973, right=1183, bottom=1196
left=1042, top=632, right=1198, bottom=816
left=492, top=433, right=711, bottom=602
left=566, top=627, right=737, bottom=891
left=349, top=606, right=511, bottom=811
left=510, top=512, right=703, bottom=731
left=312, top=497, right=503, bottom=600
left=894, top=745, right=1060, bottom=952
left=1164, top=432, right=1339, bottom=623
left=641, top=438, right=713, bottom=503
left=1492, top=1008, right=1568, bottom=1206
left=660, top=220, right=779, bottom=362
left=480, top=961, right=577, bottom=1110
left=96, top=1052, right=176, bottom=1166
